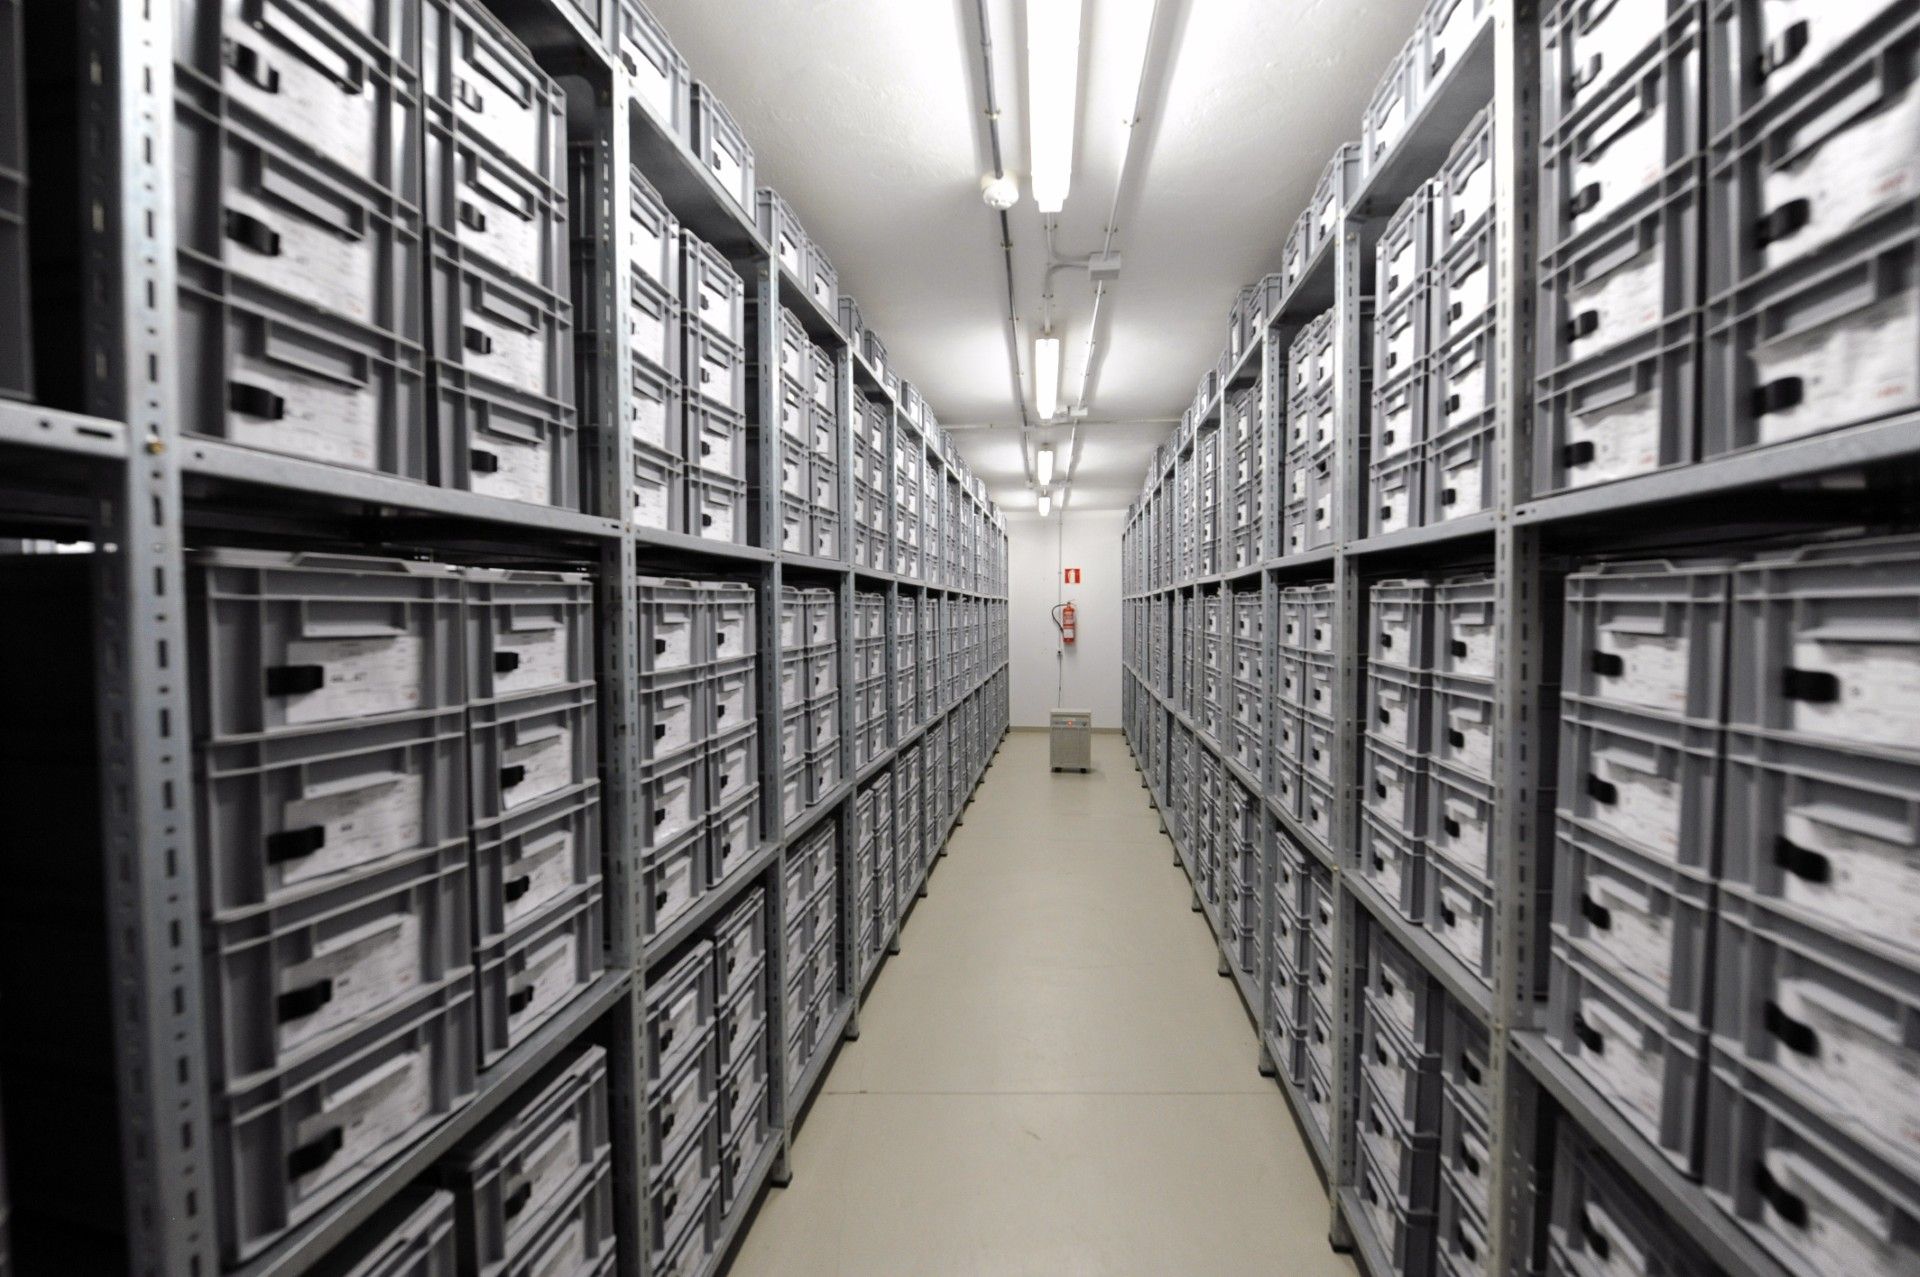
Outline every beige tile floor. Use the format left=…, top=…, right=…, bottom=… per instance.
left=727, top=730, right=1355, bottom=1277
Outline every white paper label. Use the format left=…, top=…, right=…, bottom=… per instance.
left=1444, top=701, right=1494, bottom=779
left=1566, top=387, right=1663, bottom=486
left=1446, top=255, right=1493, bottom=340
left=505, top=829, right=575, bottom=931
left=1754, top=290, right=1919, bottom=445
left=1568, top=0, right=1664, bottom=116
left=1598, top=628, right=1691, bottom=714
left=295, top=1050, right=431, bottom=1197
left=511, top=928, right=580, bottom=1027
left=278, top=912, right=420, bottom=1054
left=1569, top=242, right=1664, bottom=362
left=1764, top=81, right=1920, bottom=275
left=281, top=635, right=424, bottom=726
left=1435, top=794, right=1491, bottom=877
left=471, top=432, right=553, bottom=507
left=1778, top=807, right=1920, bottom=958
left=225, top=190, right=375, bottom=326
left=1775, top=978, right=1920, bottom=1164
left=632, top=469, right=672, bottom=529
left=454, top=71, right=541, bottom=180
left=1789, top=634, right=1920, bottom=749
left=1581, top=998, right=1664, bottom=1134
left=222, top=17, right=376, bottom=182
left=1573, top=101, right=1666, bottom=236
left=230, top=360, right=379, bottom=471
left=280, top=772, right=424, bottom=889
left=493, top=625, right=568, bottom=697
left=1590, top=749, right=1682, bottom=859
left=1450, top=149, right=1493, bottom=241
left=469, top=311, right=551, bottom=399
left=503, top=723, right=574, bottom=810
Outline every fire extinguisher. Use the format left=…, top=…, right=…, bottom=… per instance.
left=1053, top=602, right=1077, bottom=645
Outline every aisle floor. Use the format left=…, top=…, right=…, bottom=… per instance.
left=730, top=731, right=1355, bottom=1277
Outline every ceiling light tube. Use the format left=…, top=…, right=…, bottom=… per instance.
left=1036, top=445, right=1055, bottom=488
left=1027, top=0, right=1083, bottom=213
left=1035, top=336, right=1062, bottom=421
left=1038, top=489, right=1053, bottom=517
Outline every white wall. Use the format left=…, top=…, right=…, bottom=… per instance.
left=1007, top=509, right=1125, bottom=729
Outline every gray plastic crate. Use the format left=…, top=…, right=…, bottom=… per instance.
left=1707, top=0, right=1916, bottom=137
left=1706, top=227, right=1920, bottom=458
left=619, top=0, right=691, bottom=138
left=1370, top=927, right=1444, bottom=1053
left=430, top=365, right=579, bottom=509
left=709, top=785, right=760, bottom=885
left=637, top=577, right=703, bottom=674
left=1370, top=578, right=1435, bottom=671
left=469, top=683, right=598, bottom=828
left=1557, top=696, right=1720, bottom=870
left=1364, top=39, right=1423, bottom=171
left=1380, top=183, right=1439, bottom=309
left=308, top=1188, right=458, bottom=1277
left=638, top=745, right=706, bottom=853
left=1312, top=143, right=1365, bottom=247
left=687, top=322, right=746, bottom=414
left=1540, top=16, right=1701, bottom=255
left=634, top=437, right=685, bottom=531
left=436, top=1045, right=609, bottom=1276
left=1539, top=165, right=1702, bottom=380
left=1428, top=413, right=1497, bottom=524
left=516, top=1158, right=616, bottom=1277
left=643, top=822, right=704, bottom=941
left=1533, top=318, right=1702, bottom=493
left=1546, top=940, right=1706, bottom=1170
left=1563, top=557, right=1732, bottom=725
left=199, top=708, right=469, bottom=919
left=1427, top=850, right=1496, bottom=983
left=1729, top=535, right=1920, bottom=756
left=1302, top=771, right=1337, bottom=848
left=1543, top=0, right=1697, bottom=141
left=1703, top=1054, right=1920, bottom=1277
left=218, top=981, right=477, bottom=1262
left=719, top=1080, right=771, bottom=1211
left=1366, top=736, right=1432, bottom=840
left=476, top=882, right=603, bottom=1065
left=706, top=582, right=756, bottom=663
left=464, top=569, right=593, bottom=706
left=1430, top=575, right=1496, bottom=681
left=1422, top=0, right=1492, bottom=83
left=689, top=471, right=748, bottom=544
left=646, top=1031, right=715, bottom=1167
left=628, top=269, right=680, bottom=380
left=646, top=942, right=714, bottom=1080
left=691, top=83, right=754, bottom=212
left=1434, top=313, right=1499, bottom=446
left=806, top=240, right=839, bottom=314
left=210, top=845, right=469, bottom=1086
left=780, top=494, right=810, bottom=554
left=630, top=166, right=680, bottom=295
left=1441, top=994, right=1492, bottom=1125
left=1361, top=1070, right=1443, bottom=1215
left=1547, top=1121, right=1715, bottom=1277
left=1364, top=995, right=1444, bottom=1136
left=473, top=782, right=600, bottom=951
left=1439, top=108, right=1497, bottom=254
left=1361, top=809, right=1426, bottom=923
left=718, top=976, right=768, bottom=1079
left=422, top=0, right=563, bottom=207
left=682, top=228, right=745, bottom=346
left=177, top=105, right=423, bottom=344
left=1720, top=730, right=1920, bottom=961
left=1428, top=758, right=1495, bottom=883
left=424, top=110, right=566, bottom=308
left=1711, top=887, right=1920, bottom=1176
left=1440, top=1078, right=1493, bottom=1229
left=1374, top=369, right=1432, bottom=463
left=190, top=550, right=465, bottom=743
left=1435, top=1172, right=1488, bottom=1277
left=427, top=247, right=574, bottom=414
left=1369, top=663, right=1435, bottom=756
left=1554, top=814, right=1714, bottom=1023
left=1356, top=1139, right=1439, bottom=1277
left=1437, top=224, right=1496, bottom=352
left=755, top=188, right=808, bottom=280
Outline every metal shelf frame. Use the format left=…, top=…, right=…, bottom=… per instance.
left=0, top=4, right=1010, bottom=1277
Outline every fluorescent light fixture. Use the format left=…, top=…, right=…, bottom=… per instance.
left=1038, top=490, right=1053, bottom=517
left=1035, top=336, right=1062, bottom=420
left=1027, top=0, right=1083, bottom=213
left=1036, top=446, right=1055, bottom=487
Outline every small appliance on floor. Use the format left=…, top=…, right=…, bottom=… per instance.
left=1049, top=708, right=1091, bottom=772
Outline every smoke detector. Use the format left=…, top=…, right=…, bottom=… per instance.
left=981, top=174, right=1020, bottom=211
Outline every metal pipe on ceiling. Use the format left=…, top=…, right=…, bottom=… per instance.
left=972, top=0, right=1031, bottom=433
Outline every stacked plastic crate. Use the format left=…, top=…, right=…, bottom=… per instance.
left=1357, top=579, right=1434, bottom=934
left=1196, top=418, right=1223, bottom=576
left=1434, top=979, right=1493, bottom=1277
left=805, top=339, right=841, bottom=559
left=894, top=747, right=924, bottom=917
left=777, top=587, right=841, bottom=827
left=1223, top=779, right=1262, bottom=974
left=1274, top=583, right=1338, bottom=855
left=1300, top=862, right=1340, bottom=1150
left=1269, top=826, right=1310, bottom=1087
left=894, top=396, right=925, bottom=578
left=918, top=594, right=941, bottom=719
left=851, top=398, right=889, bottom=568
left=1284, top=314, right=1338, bottom=554
left=1534, top=0, right=1699, bottom=494
left=638, top=577, right=760, bottom=938
left=1230, top=587, right=1266, bottom=777
left=1226, top=385, right=1265, bottom=568
left=851, top=592, right=888, bottom=767
left=780, top=821, right=840, bottom=1095
left=1200, top=593, right=1227, bottom=745
left=853, top=772, right=891, bottom=984
left=892, top=593, right=920, bottom=734
left=1356, top=925, right=1446, bottom=1277
left=679, top=227, right=750, bottom=543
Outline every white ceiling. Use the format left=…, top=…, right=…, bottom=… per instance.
left=645, top=0, right=1424, bottom=510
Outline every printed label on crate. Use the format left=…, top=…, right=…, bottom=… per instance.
left=633, top=380, right=673, bottom=452
left=226, top=189, right=376, bottom=326
left=461, top=180, right=544, bottom=288
left=511, top=928, right=580, bottom=1027
left=1436, top=792, right=1491, bottom=877
left=294, top=1049, right=431, bottom=1196
left=1595, top=628, right=1690, bottom=715
left=1571, top=104, right=1665, bottom=237
left=1451, top=148, right=1493, bottom=239
left=1754, top=289, right=1919, bottom=446
left=506, top=827, right=577, bottom=931
left=1777, top=807, right=1920, bottom=957
left=1565, top=388, right=1661, bottom=486
left=1772, top=977, right=1920, bottom=1165
left=1588, top=747, right=1682, bottom=858
left=1582, top=873, right=1671, bottom=995
left=1787, top=633, right=1920, bottom=749
left=633, top=297, right=672, bottom=369
left=281, top=635, right=425, bottom=725
left=280, top=772, right=425, bottom=888
left=1761, top=1149, right=1915, bottom=1277
left=1580, top=996, right=1664, bottom=1132
left=1447, top=253, right=1493, bottom=339
left=633, top=470, right=673, bottom=530
left=513, top=1118, right=584, bottom=1245
left=230, top=363, right=381, bottom=471
left=493, top=625, right=570, bottom=698
left=221, top=24, right=377, bottom=179
left=530, top=1216, right=588, bottom=1277
left=472, top=311, right=552, bottom=399
left=1377, top=473, right=1414, bottom=534
left=1763, top=84, right=1920, bottom=275
left=471, top=431, right=554, bottom=507
left=453, top=66, right=542, bottom=179
left=279, top=911, right=424, bottom=1054
left=1437, top=882, right=1485, bottom=966
left=503, top=723, right=575, bottom=810
left=1568, top=243, right=1664, bottom=363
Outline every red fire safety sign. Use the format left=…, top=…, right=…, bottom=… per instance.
left=1064, top=568, right=1081, bottom=584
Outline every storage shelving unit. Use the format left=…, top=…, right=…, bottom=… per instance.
left=0, top=2, right=1007, bottom=1276
left=1122, top=4, right=1920, bottom=1277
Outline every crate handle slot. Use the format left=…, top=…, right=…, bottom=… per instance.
left=288, top=1126, right=344, bottom=1177
left=230, top=382, right=288, bottom=420
left=1579, top=894, right=1613, bottom=930
left=508, top=986, right=536, bottom=1014
left=502, top=1180, right=532, bottom=1219
left=1755, top=1162, right=1809, bottom=1228
left=1781, top=666, right=1839, bottom=703
left=1759, top=21, right=1810, bottom=81
left=246, top=0, right=364, bottom=94
left=266, top=664, right=326, bottom=696
left=1585, top=774, right=1619, bottom=805
left=276, top=979, right=333, bottom=1022
left=1752, top=377, right=1805, bottom=418
left=503, top=875, right=532, bottom=902
left=224, top=211, right=282, bottom=257
left=1755, top=199, right=1811, bottom=249
left=226, top=42, right=281, bottom=93
left=501, top=764, right=527, bottom=788
left=267, top=824, right=327, bottom=863
left=1764, top=1000, right=1819, bottom=1055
